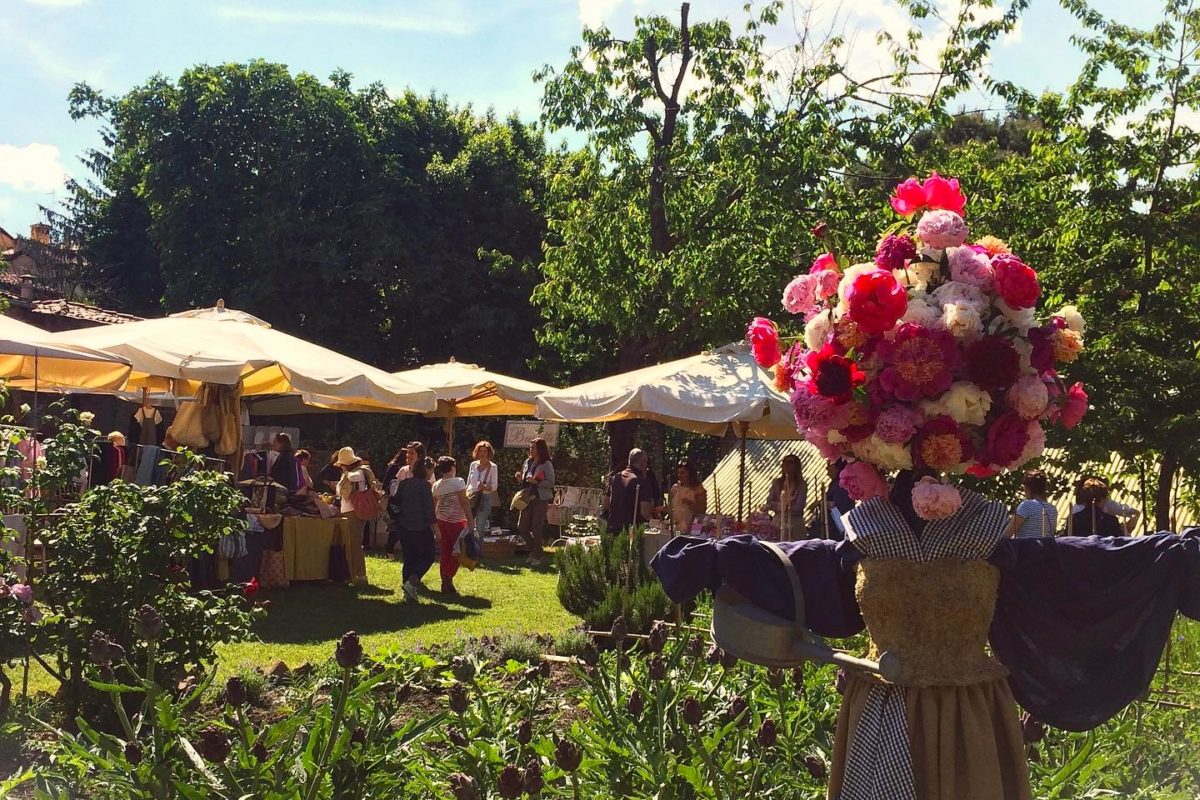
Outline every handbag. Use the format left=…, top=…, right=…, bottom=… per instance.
left=510, top=487, right=535, bottom=512
left=260, top=549, right=288, bottom=589
left=350, top=470, right=382, bottom=521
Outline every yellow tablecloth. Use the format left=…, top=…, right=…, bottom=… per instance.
left=281, top=516, right=367, bottom=583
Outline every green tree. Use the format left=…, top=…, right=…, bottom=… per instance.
left=56, top=63, right=549, bottom=376
left=533, top=1, right=1026, bottom=463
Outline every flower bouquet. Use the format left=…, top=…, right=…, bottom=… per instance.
left=748, top=173, right=1088, bottom=518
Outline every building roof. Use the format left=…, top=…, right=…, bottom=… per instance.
left=703, top=440, right=1195, bottom=534
left=28, top=298, right=142, bottom=326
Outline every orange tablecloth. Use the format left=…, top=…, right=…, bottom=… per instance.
left=281, top=516, right=367, bottom=584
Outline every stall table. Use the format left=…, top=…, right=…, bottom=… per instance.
left=281, top=516, right=367, bottom=584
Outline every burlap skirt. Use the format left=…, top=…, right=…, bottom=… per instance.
left=829, top=673, right=1031, bottom=800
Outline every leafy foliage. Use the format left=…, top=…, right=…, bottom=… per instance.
left=556, top=521, right=671, bottom=632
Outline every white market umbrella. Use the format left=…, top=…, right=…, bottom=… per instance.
left=48, top=314, right=437, bottom=414
left=0, top=316, right=131, bottom=392
left=535, top=342, right=799, bottom=519
left=168, top=299, right=270, bottom=327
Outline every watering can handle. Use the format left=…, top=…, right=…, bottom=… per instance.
left=760, top=540, right=810, bottom=643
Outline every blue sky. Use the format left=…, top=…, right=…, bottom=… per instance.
left=0, top=0, right=1139, bottom=236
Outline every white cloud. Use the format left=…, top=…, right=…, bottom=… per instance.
left=16, top=39, right=115, bottom=86
left=21, top=0, right=88, bottom=6
left=212, top=3, right=475, bottom=35
left=0, top=144, right=68, bottom=194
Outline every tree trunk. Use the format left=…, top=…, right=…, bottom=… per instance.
left=606, top=420, right=640, bottom=472
left=1154, top=448, right=1178, bottom=533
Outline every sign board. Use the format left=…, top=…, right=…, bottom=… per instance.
left=503, top=420, right=560, bottom=449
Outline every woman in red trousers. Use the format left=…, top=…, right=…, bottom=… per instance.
left=431, top=456, right=474, bottom=595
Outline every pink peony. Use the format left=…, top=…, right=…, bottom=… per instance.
left=746, top=317, right=781, bottom=368
left=922, top=172, right=968, bottom=216
left=813, top=266, right=841, bottom=301
left=782, top=274, right=819, bottom=316
left=839, top=461, right=889, bottom=502
left=11, top=584, right=32, bottom=604
left=846, top=269, right=907, bottom=335
left=1006, top=374, right=1050, bottom=420
left=874, top=405, right=922, bottom=444
left=890, top=177, right=927, bottom=216
left=947, top=246, right=993, bottom=290
left=791, top=382, right=854, bottom=434
left=916, top=210, right=969, bottom=249
left=806, top=430, right=847, bottom=461
left=911, top=477, right=962, bottom=520
left=983, top=411, right=1031, bottom=469
left=875, top=234, right=918, bottom=271
left=992, top=254, right=1040, bottom=309
left=1016, top=420, right=1046, bottom=467
left=1060, top=382, right=1088, bottom=429
left=811, top=252, right=838, bottom=273
left=876, top=324, right=959, bottom=401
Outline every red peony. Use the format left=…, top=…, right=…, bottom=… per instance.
left=889, top=171, right=967, bottom=216
left=811, top=252, right=838, bottom=273
left=805, top=344, right=866, bottom=404
left=746, top=317, right=781, bottom=368
left=877, top=324, right=959, bottom=401
left=1028, top=321, right=1060, bottom=374
left=966, top=462, right=999, bottom=479
left=992, top=254, right=1040, bottom=309
left=964, top=335, right=1021, bottom=392
left=983, top=411, right=1031, bottom=468
left=244, top=577, right=260, bottom=598
left=1060, top=382, right=1088, bottom=429
left=846, top=269, right=907, bottom=335
left=874, top=234, right=918, bottom=271
left=912, top=415, right=974, bottom=471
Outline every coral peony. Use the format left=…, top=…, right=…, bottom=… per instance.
left=874, top=405, right=922, bottom=444
left=984, top=411, right=1031, bottom=469
left=774, top=342, right=804, bottom=394
left=805, top=344, right=866, bottom=404
left=974, top=235, right=1010, bottom=256
left=991, top=254, right=1040, bottom=309
left=877, top=324, right=959, bottom=401
left=1007, top=374, right=1049, bottom=420
left=964, top=335, right=1021, bottom=392
left=839, top=461, right=889, bottom=501
left=916, top=210, right=969, bottom=249
left=1052, top=328, right=1084, bottom=363
left=948, top=246, right=993, bottom=290
left=782, top=274, right=819, bottom=317
left=911, top=477, right=962, bottom=520
left=835, top=317, right=870, bottom=351
left=846, top=269, right=908, bottom=335
left=747, top=317, right=781, bottom=368
left=1060, top=382, right=1089, bottom=429
left=912, top=416, right=973, bottom=471
left=875, top=234, right=918, bottom=271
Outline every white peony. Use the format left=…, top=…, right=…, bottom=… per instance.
left=850, top=434, right=914, bottom=471
left=804, top=312, right=835, bottom=352
left=1058, top=304, right=1085, bottom=334
left=995, top=297, right=1036, bottom=333
left=931, top=280, right=988, bottom=313
left=893, top=260, right=940, bottom=291
left=900, top=296, right=940, bottom=328
left=79, top=411, right=95, bottom=426
left=926, top=381, right=992, bottom=427
left=937, top=302, right=983, bottom=340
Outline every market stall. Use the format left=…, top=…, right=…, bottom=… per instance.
left=535, top=342, right=799, bottom=522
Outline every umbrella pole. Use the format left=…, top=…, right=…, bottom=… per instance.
left=737, top=422, right=748, bottom=524
left=445, top=401, right=456, bottom=457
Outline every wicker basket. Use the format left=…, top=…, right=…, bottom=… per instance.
left=482, top=539, right=518, bottom=559
left=711, top=539, right=899, bottom=679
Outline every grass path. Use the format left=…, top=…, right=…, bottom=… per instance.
left=218, top=553, right=579, bottom=673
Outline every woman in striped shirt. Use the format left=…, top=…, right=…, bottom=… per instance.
left=1006, top=469, right=1057, bottom=539
left=432, top=456, right=474, bottom=595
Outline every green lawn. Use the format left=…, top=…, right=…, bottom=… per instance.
left=20, top=553, right=579, bottom=695
left=219, top=553, right=580, bottom=674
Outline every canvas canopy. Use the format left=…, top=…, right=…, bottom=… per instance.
left=49, top=316, right=437, bottom=413
left=0, top=315, right=132, bottom=392
left=534, top=343, right=799, bottom=440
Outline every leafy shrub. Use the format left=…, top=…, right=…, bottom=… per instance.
left=556, top=523, right=671, bottom=633
left=552, top=627, right=590, bottom=657
left=35, top=454, right=262, bottom=717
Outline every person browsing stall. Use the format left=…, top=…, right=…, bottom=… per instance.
left=606, top=448, right=655, bottom=534
left=515, top=437, right=555, bottom=567
left=668, top=460, right=707, bottom=532
left=392, top=456, right=437, bottom=600
left=466, top=441, right=499, bottom=537
left=432, top=456, right=474, bottom=595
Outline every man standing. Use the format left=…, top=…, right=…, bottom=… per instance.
left=604, top=448, right=655, bottom=534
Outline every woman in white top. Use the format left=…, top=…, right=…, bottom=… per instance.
left=1006, top=469, right=1057, bottom=539
left=431, top=456, right=474, bottom=595
left=466, top=440, right=499, bottom=537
